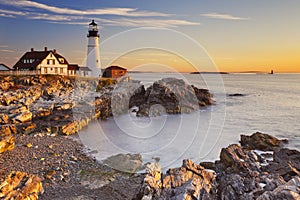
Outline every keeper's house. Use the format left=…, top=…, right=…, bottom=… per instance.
left=13, top=47, right=80, bottom=75
left=102, top=66, right=127, bottom=78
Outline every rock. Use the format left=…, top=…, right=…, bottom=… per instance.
left=130, top=78, right=214, bottom=117
left=0, top=171, right=44, bottom=199
left=110, top=80, right=143, bottom=116
left=18, top=122, right=37, bottom=134
left=240, top=132, right=286, bottom=151
left=0, top=125, right=16, bottom=153
left=60, top=121, right=78, bottom=135
left=228, top=93, right=245, bottom=97
left=0, top=113, right=9, bottom=124
left=265, top=148, right=300, bottom=181
left=11, top=110, right=32, bottom=124
left=134, top=159, right=216, bottom=199
left=103, top=153, right=143, bottom=173
left=219, top=144, right=259, bottom=173
left=0, top=135, right=15, bottom=153
left=257, top=176, right=300, bottom=200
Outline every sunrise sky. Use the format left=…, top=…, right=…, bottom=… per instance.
left=0, top=0, right=299, bottom=73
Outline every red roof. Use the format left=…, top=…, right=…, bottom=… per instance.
left=104, top=66, right=127, bottom=71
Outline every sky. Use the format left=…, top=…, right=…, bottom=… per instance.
left=0, top=0, right=300, bottom=73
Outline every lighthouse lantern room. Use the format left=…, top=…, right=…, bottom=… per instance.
left=86, top=20, right=101, bottom=72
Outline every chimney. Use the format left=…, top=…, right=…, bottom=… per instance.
left=44, top=47, right=48, bottom=51
left=53, top=49, right=56, bottom=54
left=31, top=48, right=34, bottom=52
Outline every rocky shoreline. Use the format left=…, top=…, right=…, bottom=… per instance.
left=135, top=132, right=300, bottom=200
left=1, top=75, right=299, bottom=199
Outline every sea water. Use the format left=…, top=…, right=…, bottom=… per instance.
left=78, top=73, right=300, bottom=170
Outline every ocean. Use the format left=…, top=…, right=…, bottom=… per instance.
left=78, top=73, right=300, bottom=170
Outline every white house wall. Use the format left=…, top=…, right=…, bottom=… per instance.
left=40, top=52, right=68, bottom=75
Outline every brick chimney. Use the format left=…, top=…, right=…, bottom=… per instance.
left=44, top=47, right=48, bottom=51
left=53, top=49, right=56, bottom=54
left=31, top=48, right=34, bottom=52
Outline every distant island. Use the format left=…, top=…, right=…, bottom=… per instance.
left=190, top=71, right=229, bottom=74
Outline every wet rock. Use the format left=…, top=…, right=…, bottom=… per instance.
left=265, top=148, right=300, bottom=181
left=219, top=144, right=259, bottom=173
left=130, top=78, right=214, bottom=117
left=103, top=153, right=143, bottom=173
left=228, top=93, right=245, bottom=97
left=240, top=132, right=286, bottom=151
left=110, top=80, right=143, bottom=116
left=134, top=159, right=216, bottom=199
left=0, top=171, right=44, bottom=199
left=257, top=176, right=300, bottom=200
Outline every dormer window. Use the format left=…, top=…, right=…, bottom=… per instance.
left=59, top=58, right=64, bottom=63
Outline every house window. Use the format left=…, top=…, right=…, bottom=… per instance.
left=52, top=59, right=55, bottom=65
left=60, top=68, right=63, bottom=74
left=55, top=68, right=58, bottom=74
left=59, top=58, right=64, bottom=63
left=51, top=68, right=53, bottom=71
left=47, top=59, right=50, bottom=65
left=44, top=68, right=47, bottom=73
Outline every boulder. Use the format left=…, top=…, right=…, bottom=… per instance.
left=0, top=135, right=15, bottom=153
left=60, top=121, right=79, bottom=135
left=0, top=171, right=44, bottom=199
left=103, top=153, right=143, bottom=173
left=265, top=148, right=300, bottom=181
left=134, top=159, right=216, bottom=199
left=0, top=113, right=9, bottom=124
left=240, top=132, right=287, bottom=151
left=257, top=176, right=300, bottom=200
left=130, top=78, right=214, bottom=117
left=219, top=144, right=260, bottom=173
left=11, top=110, right=32, bottom=124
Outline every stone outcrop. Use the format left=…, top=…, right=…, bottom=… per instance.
left=134, top=132, right=300, bottom=200
left=0, top=171, right=44, bottom=199
left=134, top=159, right=216, bottom=199
left=129, top=78, right=214, bottom=117
left=240, top=131, right=287, bottom=151
left=0, top=75, right=116, bottom=137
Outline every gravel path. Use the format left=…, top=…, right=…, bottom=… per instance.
left=0, top=132, right=144, bottom=199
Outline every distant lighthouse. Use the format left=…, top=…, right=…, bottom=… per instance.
left=86, top=20, right=101, bottom=72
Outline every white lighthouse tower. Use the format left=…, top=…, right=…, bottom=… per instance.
left=86, top=20, right=101, bottom=75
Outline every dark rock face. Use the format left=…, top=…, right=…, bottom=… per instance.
left=129, top=78, right=214, bottom=117
left=134, top=159, right=216, bottom=200
left=228, top=93, right=245, bottom=97
left=240, top=132, right=287, bottom=151
left=216, top=133, right=300, bottom=200
left=134, top=133, right=300, bottom=200
left=265, top=148, right=300, bottom=181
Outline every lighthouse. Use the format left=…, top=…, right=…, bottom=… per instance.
left=86, top=20, right=101, bottom=73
